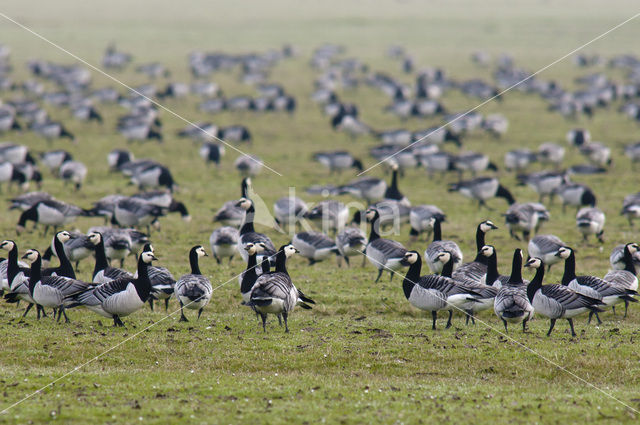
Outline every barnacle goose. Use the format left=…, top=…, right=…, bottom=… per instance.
left=575, top=207, right=605, bottom=243
left=31, top=120, right=75, bottom=143
left=214, top=177, right=251, bottom=227
left=42, top=230, right=85, bottom=277
left=331, top=112, right=372, bottom=139
left=537, top=143, right=565, bottom=167
left=247, top=244, right=315, bottom=332
left=620, top=192, right=640, bottom=227
left=424, top=217, right=463, bottom=274
left=504, top=202, right=549, bottom=241
left=0, top=161, right=28, bottom=191
left=131, top=190, right=191, bottom=222
left=448, top=177, right=515, bottom=209
left=68, top=248, right=157, bottom=326
left=0, top=142, right=34, bottom=164
left=338, top=177, right=387, bottom=205
left=305, top=200, right=349, bottom=234
left=351, top=199, right=410, bottom=229
left=517, top=171, right=568, bottom=203
left=363, top=208, right=408, bottom=282
left=234, top=155, right=263, bottom=177
left=480, top=245, right=510, bottom=289
left=409, top=205, right=445, bottom=242
left=88, top=231, right=133, bottom=284
left=400, top=251, right=480, bottom=330
left=59, top=160, right=87, bottom=190
left=0, top=240, right=45, bottom=318
left=313, top=151, right=363, bottom=174
left=421, top=152, right=455, bottom=178
left=556, top=246, right=637, bottom=323
left=40, top=150, right=73, bottom=174
left=8, top=191, right=53, bottom=211
left=566, top=128, right=591, bottom=147
left=335, top=226, right=367, bottom=267
left=174, top=246, right=212, bottom=321
left=199, top=142, right=225, bottom=166
left=240, top=242, right=266, bottom=304
left=493, top=249, right=534, bottom=332
left=451, top=220, right=498, bottom=285
left=528, top=235, right=566, bottom=270
left=384, top=163, right=409, bottom=206
left=107, top=149, right=134, bottom=171
left=604, top=243, right=639, bottom=317
left=553, top=183, right=596, bottom=212
left=524, top=257, right=602, bottom=336
left=236, top=198, right=277, bottom=264
left=292, top=231, right=339, bottom=265
left=453, top=152, right=498, bottom=177
left=21, top=249, right=91, bottom=322
left=504, top=149, right=537, bottom=172
left=579, top=142, right=611, bottom=166
left=209, top=226, right=239, bottom=264
left=219, top=125, right=252, bottom=143
left=16, top=199, right=91, bottom=235
left=610, top=243, right=640, bottom=271
left=130, top=163, right=176, bottom=192
left=112, top=197, right=165, bottom=233
left=273, top=196, right=308, bottom=229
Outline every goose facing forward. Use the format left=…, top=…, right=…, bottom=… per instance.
left=493, top=249, right=534, bottom=332
left=424, top=217, right=463, bottom=274
left=364, top=208, right=408, bottom=282
left=174, top=246, right=212, bottom=321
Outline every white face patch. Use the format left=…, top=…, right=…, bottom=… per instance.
left=557, top=247, right=571, bottom=259
left=88, top=233, right=101, bottom=244
left=24, top=249, right=39, bottom=263
left=405, top=252, right=418, bottom=264
left=284, top=245, right=297, bottom=257
left=1, top=241, right=14, bottom=251
left=58, top=231, right=71, bottom=243
left=141, top=251, right=156, bottom=263
left=197, top=247, right=207, bottom=257
left=481, top=246, right=493, bottom=257
left=365, top=209, right=376, bottom=220
left=629, top=244, right=639, bottom=254
left=438, top=252, right=451, bottom=264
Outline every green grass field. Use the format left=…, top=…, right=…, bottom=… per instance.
left=1, top=1, right=640, bottom=423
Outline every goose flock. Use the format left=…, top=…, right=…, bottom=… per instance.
left=0, top=41, right=640, bottom=337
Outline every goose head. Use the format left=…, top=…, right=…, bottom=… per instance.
left=194, top=245, right=208, bottom=258
left=244, top=243, right=257, bottom=255
left=555, top=246, right=573, bottom=259
left=21, top=249, right=40, bottom=263
left=283, top=244, right=298, bottom=258
left=436, top=251, right=452, bottom=266
left=524, top=257, right=543, bottom=269
left=626, top=242, right=640, bottom=254
left=365, top=208, right=379, bottom=223
left=235, top=197, right=253, bottom=210
left=479, top=245, right=495, bottom=258
left=479, top=220, right=498, bottom=233
left=401, top=251, right=420, bottom=265
left=87, top=231, right=102, bottom=245
left=0, top=240, right=16, bottom=252
left=140, top=250, right=158, bottom=264
left=56, top=230, right=72, bottom=244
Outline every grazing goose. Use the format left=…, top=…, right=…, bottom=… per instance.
left=0, top=161, right=28, bottom=191
left=87, top=226, right=140, bottom=267
left=331, top=113, right=372, bottom=139
left=107, top=149, right=134, bottom=171
left=537, top=143, right=565, bottom=167
left=68, top=248, right=157, bottom=326
left=448, top=177, right=515, bottom=209
left=517, top=171, right=568, bottom=203
left=234, top=155, right=263, bottom=177
left=504, top=149, right=537, bottom=172
left=214, top=177, right=252, bottom=227
left=620, top=192, right=640, bottom=227
left=566, top=128, right=591, bottom=147
left=400, top=251, right=480, bottom=330
left=553, top=183, right=597, bottom=213
left=240, top=242, right=266, bottom=304
left=364, top=208, right=408, bottom=282
left=604, top=243, right=639, bottom=317
left=556, top=246, right=637, bottom=324
left=40, top=150, right=73, bottom=174
left=421, top=152, right=455, bottom=178
left=424, top=217, right=463, bottom=274
left=236, top=198, right=277, bottom=264
left=528, top=235, right=566, bottom=270
left=524, top=257, right=602, bottom=336
left=131, top=190, right=191, bottom=222
left=338, top=177, right=387, bottom=205
left=16, top=199, right=90, bottom=235
left=21, top=249, right=91, bottom=322
left=88, top=231, right=133, bottom=284
left=292, top=231, right=338, bottom=265
left=313, top=151, right=363, bottom=174
left=199, top=142, right=225, bottom=166
left=504, top=202, right=549, bottom=241
left=209, top=226, right=240, bottom=264
left=335, top=226, right=367, bottom=267
left=59, top=160, right=87, bottom=190
left=452, top=220, right=498, bottom=284
left=219, top=125, right=252, bottom=143
left=247, top=244, right=315, bottom=332
left=579, top=142, right=611, bottom=166
left=305, top=200, right=349, bottom=234
left=409, top=205, right=446, bottom=242
left=112, top=197, right=165, bottom=233
left=31, top=120, right=75, bottom=143
left=0, top=142, right=34, bottom=164
left=493, top=249, right=534, bottom=332
left=9, top=191, right=53, bottom=211
left=174, top=246, right=211, bottom=321
left=130, top=163, right=176, bottom=192
left=0, top=240, right=45, bottom=318
left=480, top=245, right=510, bottom=289
left=453, top=152, right=498, bottom=177
left=351, top=200, right=410, bottom=229
left=384, top=163, right=409, bottom=206
left=273, top=196, right=308, bottom=229
left=575, top=207, right=605, bottom=243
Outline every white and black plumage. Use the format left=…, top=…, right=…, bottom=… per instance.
left=214, top=177, right=251, bottom=227
left=240, top=242, right=265, bottom=304
left=68, top=248, right=157, bottom=326
left=624, top=142, right=640, bottom=166
left=292, top=231, right=338, bottom=265
left=0, top=142, right=34, bottom=164
left=0, top=105, right=21, bottom=133
left=8, top=191, right=53, bottom=211
left=409, top=205, right=445, bottom=242
left=553, top=183, right=597, bottom=212
left=117, top=121, right=162, bottom=143
left=234, top=155, right=263, bottom=177
left=400, top=251, right=480, bottom=330
left=338, top=177, right=387, bottom=205
left=566, top=128, right=591, bottom=147
left=421, top=152, right=455, bottom=177
left=576, top=207, right=605, bottom=243
left=453, top=152, right=498, bottom=177
left=21, top=249, right=92, bottom=322
left=424, top=217, right=463, bottom=274
left=304, top=200, right=349, bottom=233
left=516, top=171, right=568, bottom=203
left=353, top=199, right=410, bottom=228
left=247, top=244, right=315, bottom=332
left=313, top=151, right=363, bottom=174
left=493, top=249, right=534, bottom=332
left=537, top=143, right=565, bottom=167
left=620, top=193, right=640, bottom=227
left=335, top=226, right=366, bottom=267
left=524, top=257, right=603, bottom=337
left=448, top=177, right=515, bottom=209
left=87, top=231, right=133, bottom=284
left=504, top=149, right=537, bottom=172
left=364, top=208, right=408, bottom=283
left=0, top=161, right=28, bottom=191
left=273, top=196, right=308, bottom=229
left=219, top=125, right=252, bottom=143
left=107, top=149, right=134, bottom=171
left=451, top=220, right=498, bottom=285
left=131, top=190, right=191, bottom=222
left=528, top=234, right=565, bottom=270
left=0, top=240, right=45, bottom=318
left=610, top=243, right=640, bottom=271
left=209, top=226, right=239, bottom=264
left=236, top=198, right=277, bottom=264
left=174, top=246, right=211, bottom=321
left=579, top=142, right=611, bottom=167
left=16, top=199, right=90, bottom=235
left=40, top=150, right=73, bottom=174
left=43, top=230, right=92, bottom=273
left=199, top=142, right=225, bottom=166
left=331, top=113, right=372, bottom=139
left=556, top=246, right=637, bottom=324
left=130, top=163, right=176, bottom=192
left=138, top=262, right=176, bottom=312
left=384, top=163, right=409, bottom=206
left=87, top=226, right=146, bottom=267
left=504, top=202, right=549, bottom=242
left=31, top=120, right=75, bottom=143
left=112, top=197, right=165, bottom=233
left=480, top=245, right=511, bottom=289
left=604, top=243, right=640, bottom=317
left=59, top=160, right=88, bottom=190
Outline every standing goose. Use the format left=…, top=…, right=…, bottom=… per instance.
left=16, top=199, right=91, bottom=235
left=528, top=234, right=566, bottom=270
left=68, top=248, right=157, bottom=326
left=174, top=246, right=212, bottom=321
left=130, top=163, right=176, bottom=192
left=603, top=243, right=640, bottom=317
left=448, top=177, right=515, bottom=209
left=364, top=208, right=408, bottom=282
left=400, top=250, right=480, bottom=330
left=409, top=205, right=446, bottom=242
left=424, top=217, right=463, bottom=274
left=0, top=240, right=45, bottom=318
left=384, top=163, right=409, bottom=206
left=556, top=246, right=637, bottom=324
left=112, top=197, right=165, bottom=233
left=610, top=243, right=640, bottom=271
left=247, top=244, right=315, bottom=332
left=213, top=177, right=251, bottom=227
left=130, top=190, right=191, bottom=222
left=235, top=198, right=277, bottom=265
left=141, top=264, right=176, bottom=312
left=199, top=142, right=225, bottom=166
left=42, top=231, right=76, bottom=278
left=525, top=257, right=603, bottom=336
left=240, top=242, right=266, bottom=304
left=273, top=196, right=308, bottom=230
left=537, top=143, right=565, bottom=168
left=575, top=207, right=605, bottom=243
left=504, top=202, right=549, bottom=241
left=451, top=220, right=498, bottom=285
left=40, top=150, right=73, bottom=174
left=335, top=226, right=367, bottom=267
left=42, top=231, right=94, bottom=272
left=292, top=231, right=339, bottom=265
left=480, top=245, right=511, bottom=289
left=553, top=183, right=597, bottom=213
left=21, top=249, right=92, bottom=322
left=338, top=177, right=387, bottom=205
left=209, top=226, right=240, bottom=264
left=516, top=171, right=568, bottom=203
left=494, top=249, right=534, bottom=332
left=88, top=231, right=133, bottom=284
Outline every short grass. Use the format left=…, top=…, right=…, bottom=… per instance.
left=1, top=0, right=640, bottom=423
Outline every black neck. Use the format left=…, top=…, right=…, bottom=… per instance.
left=261, top=257, right=270, bottom=274
left=189, top=250, right=202, bottom=275
left=561, top=251, right=576, bottom=285
left=274, top=250, right=289, bottom=275
left=485, top=251, right=499, bottom=286
left=134, top=255, right=152, bottom=301
left=18, top=207, right=37, bottom=227
left=28, top=255, right=42, bottom=296
left=497, top=185, right=516, bottom=205
left=54, top=236, right=75, bottom=279
left=526, top=266, right=545, bottom=302
left=403, top=258, right=422, bottom=299
left=623, top=247, right=637, bottom=275
left=441, top=257, right=454, bottom=277
left=241, top=252, right=258, bottom=294
left=368, top=215, right=381, bottom=242
left=432, top=219, right=442, bottom=242
left=241, top=179, right=249, bottom=197
left=240, top=205, right=256, bottom=235
left=6, top=244, right=20, bottom=286
left=475, top=224, right=486, bottom=252
left=508, top=251, right=523, bottom=284
left=93, top=237, right=109, bottom=279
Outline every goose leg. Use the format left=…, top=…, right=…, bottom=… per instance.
left=594, top=312, right=602, bottom=325
left=164, top=298, right=170, bottom=311
left=62, top=308, right=70, bottom=323
left=214, top=254, right=221, bottom=265
left=389, top=271, right=394, bottom=282
left=75, top=261, right=80, bottom=272
left=277, top=314, right=282, bottom=326
left=612, top=306, right=616, bottom=316
left=546, top=319, right=556, bottom=336
left=445, top=310, right=453, bottom=329
left=522, top=319, right=529, bottom=333
left=197, top=308, right=203, bottom=320
left=228, top=255, right=234, bottom=265
left=624, top=300, right=630, bottom=318
left=56, top=308, right=63, bottom=322
left=113, top=315, right=125, bottom=327
left=148, top=299, right=154, bottom=311
left=374, top=269, right=383, bottom=283
left=260, top=313, right=267, bottom=332
left=282, top=312, right=289, bottom=333
left=22, top=303, right=34, bottom=318
left=567, top=318, right=576, bottom=337
left=343, top=256, right=350, bottom=267
left=502, top=319, right=508, bottom=332
left=179, top=302, right=188, bottom=322
left=431, top=311, right=437, bottom=330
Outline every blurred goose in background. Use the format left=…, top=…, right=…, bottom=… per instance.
left=620, top=192, right=640, bottom=227
left=209, top=226, right=239, bottom=264
left=335, top=226, right=366, bottom=267
left=107, top=149, right=134, bottom=171
left=214, top=178, right=252, bottom=227
left=40, top=150, right=73, bottom=174
left=9, top=191, right=53, bottom=211
left=424, top=217, right=463, bottom=274
left=453, top=152, right=498, bottom=177
left=338, top=177, right=387, bottom=205
left=199, top=142, right=225, bottom=166
left=409, top=205, right=446, bottom=242
left=553, top=183, right=597, bottom=212
left=112, top=197, right=165, bottom=233
left=537, top=142, right=565, bottom=168
left=234, top=155, right=263, bottom=176
left=292, top=231, right=339, bottom=265
left=16, top=199, right=91, bottom=235
left=604, top=243, right=639, bottom=317
left=236, top=198, right=277, bottom=265
left=0, top=142, right=34, bottom=164
left=31, top=120, right=75, bottom=143
left=131, top=190, right=191, bottom=222
left=305, top=200, right=349, bottom=234
left=504, top=202, right=549, bottom=241
left=313, top=150, right=364, bottom=174
left=130, top=162, right=176, bottom=192
left=448, top=177, right=515, bottom=209
left=504, top=149, right=537, bottom=172
left=579, top=142, right=611, bottom=166
left=517, top=171, right=568, bottom=203
left=273, top=196, right=308, bottom=230
left=528, top=234, right=565, bottom=270
left=610, top=243, right=640, bottom=271
left=566, top=128, right=590, bottom=147
left=59, top=160, right=88, bottom=190
left=576, top=207, right=605, bottom=243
